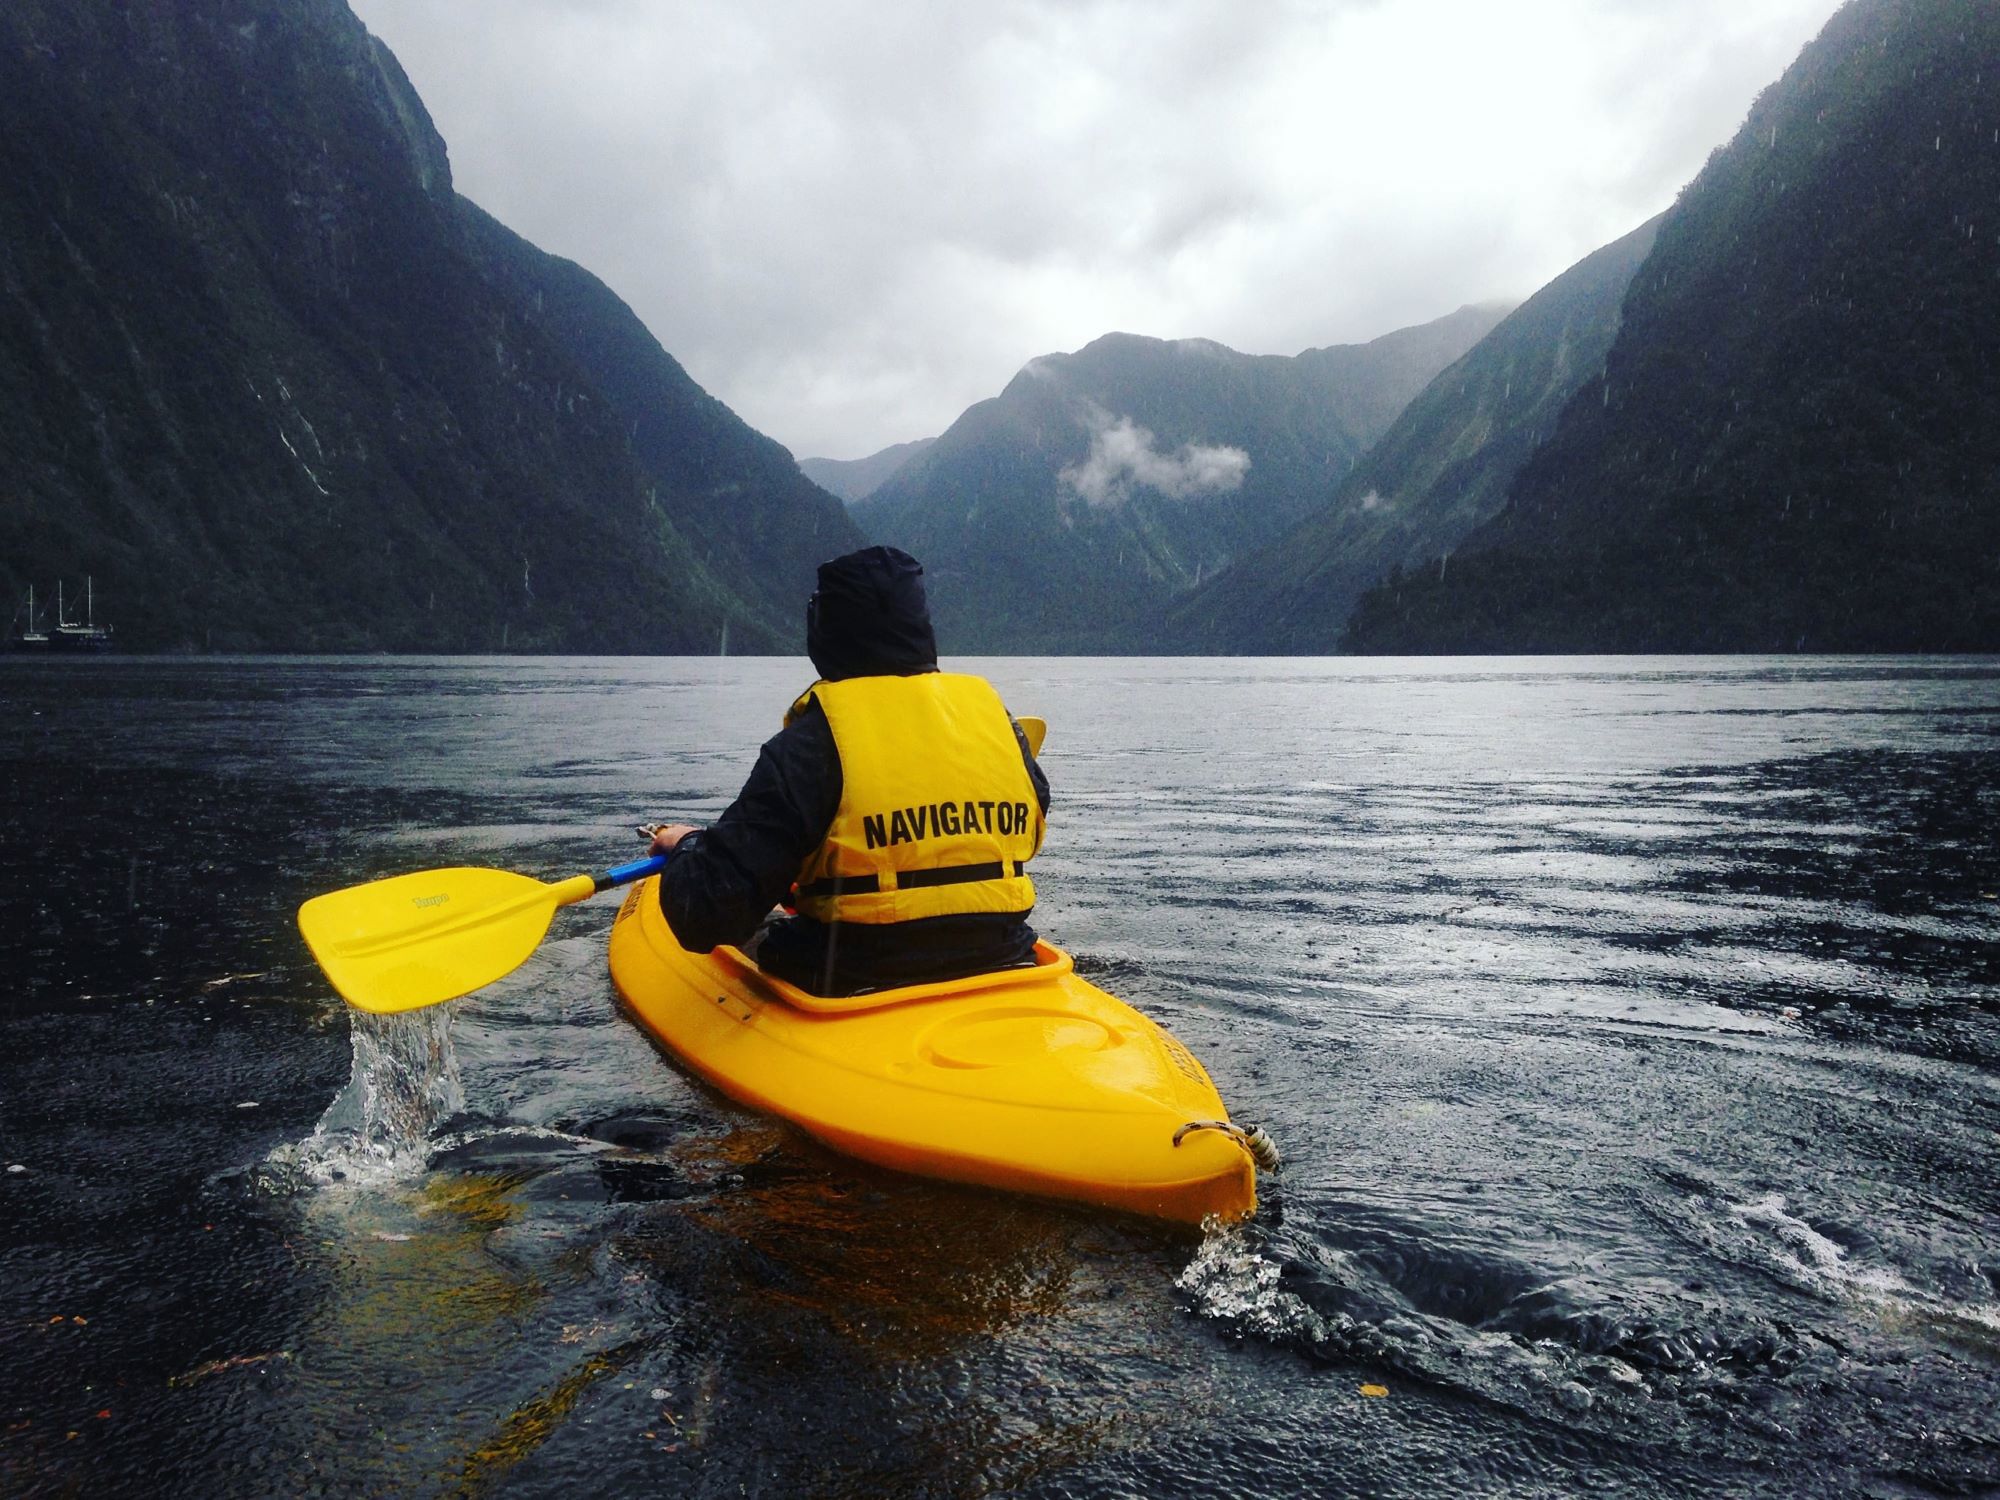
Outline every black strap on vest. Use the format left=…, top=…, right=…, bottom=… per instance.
left=798, top=860, right=1025, bottom=902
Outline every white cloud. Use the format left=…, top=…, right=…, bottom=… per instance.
left=1059, top=416, right=1250, bottom=508
left=348, top=0, right=1848, bottom=459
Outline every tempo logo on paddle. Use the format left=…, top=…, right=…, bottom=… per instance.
left=411, top=893, right=450, bottom=908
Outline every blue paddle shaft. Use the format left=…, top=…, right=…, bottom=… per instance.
left=594, top=854, right=668, bottom=893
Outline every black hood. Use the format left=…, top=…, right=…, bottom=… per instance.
left=807, top=546, right=939, bottom=681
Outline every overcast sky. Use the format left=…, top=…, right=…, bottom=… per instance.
left=348, top=0, right=1846, bottom=461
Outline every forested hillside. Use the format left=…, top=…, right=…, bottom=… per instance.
left=0, top=0, right=857, bottom=651
left=1167, top=215, right=1663, bottom=651
left=1346, top=0, right=2000, bottom=654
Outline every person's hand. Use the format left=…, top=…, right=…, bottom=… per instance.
left=648, top=823, right=702, bottom=857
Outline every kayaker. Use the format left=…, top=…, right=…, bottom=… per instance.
left=645, top=545, right=1050, bottom=996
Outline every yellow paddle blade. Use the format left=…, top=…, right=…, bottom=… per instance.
left=298, top=866, right=595, bottom=1014
left=1018, top=715, right=1047, bottom=756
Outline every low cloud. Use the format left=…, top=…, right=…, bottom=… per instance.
left=1059, top=416, right=1250, bottom=507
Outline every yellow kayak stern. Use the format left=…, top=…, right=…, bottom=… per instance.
left=608, top=878, right=1259, bottom=1226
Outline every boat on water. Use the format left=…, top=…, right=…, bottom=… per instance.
left=50, top=576, right=113, bottom=652
left=11, top=584, right=50, bottom=650
left=607, top=873, right=1268, bottom=1226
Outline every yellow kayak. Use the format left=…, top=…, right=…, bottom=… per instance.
left=607, top=877, right=1261, bottom=1226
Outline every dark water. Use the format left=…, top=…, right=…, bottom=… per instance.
left=3, top=655, right=1997, bottom=1498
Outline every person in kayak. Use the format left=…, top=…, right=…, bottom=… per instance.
left=645, top=545, right=1050, bottom=996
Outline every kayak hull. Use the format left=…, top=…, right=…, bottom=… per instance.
left=607, top=878, right=1256, bottom=1226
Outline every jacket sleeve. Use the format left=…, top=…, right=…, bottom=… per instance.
left=1011, top=718, right=1051, bottom=815
left=656, top=702, right=841, bottom=952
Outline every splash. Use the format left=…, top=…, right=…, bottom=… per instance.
left=1729, top=1193, right=1911, bottom=1298
left=1174, top=1221, right=1324, bottom=1344
left=264, top=1007, right=465, bottom=1189
left=1721, top=1193, right=2000, bottom=1338
left=1173, top=1215, right=1821, bottom=1436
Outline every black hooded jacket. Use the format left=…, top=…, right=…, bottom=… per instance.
left=657, top=546, right=1050, bottom=995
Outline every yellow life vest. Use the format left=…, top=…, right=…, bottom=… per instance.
left=786, top=672, right=1042, bottom=925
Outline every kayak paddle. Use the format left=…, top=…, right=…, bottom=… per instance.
left=297, top=855, right=665, bottom=1014
left=300, top=718, right=1047, bottom=1014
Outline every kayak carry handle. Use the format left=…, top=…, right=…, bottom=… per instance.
left=1175, top=1120, right=1281, bottom=1172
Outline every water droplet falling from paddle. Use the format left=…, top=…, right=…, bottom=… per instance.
left=264, top=1007, right=465, bottom=1188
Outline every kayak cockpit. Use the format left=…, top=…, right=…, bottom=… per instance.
left=703, top=940, right=1075, bottom=1016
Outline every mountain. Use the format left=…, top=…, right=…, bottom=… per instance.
left=1165, top=215, right=1664, bottom=651
left=799, top=439, right=937, bottom=504
left=851, top=305, right=1511, bottom=651
left=1345, top=0, right=2000, bottom=654
left=0, top=0, right=858, bottom=652
left=457, top=204, right=858, bottom=625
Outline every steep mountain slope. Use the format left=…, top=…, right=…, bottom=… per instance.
left=1347, top=0, right=2000, bottom=654
left=852, top=306, right=1509, bottom=651
left=459, top=204, right=858, bottom=627
left=799, top=439, right=937, bottom=504
left=1168, top=214, right=1664, bottom=651
left=0, top=0, right=856, bottom=651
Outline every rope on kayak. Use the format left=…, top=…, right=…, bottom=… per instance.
left=1174, top=1120, right=1281, bottom=1172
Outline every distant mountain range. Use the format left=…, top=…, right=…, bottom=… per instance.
left=0, top=0, right=857, bottom=651
left=1164, top=215, right=1664, bottom=651
left=851, top=306, right=1512, bottom=651
left=1343, top=0, right=2000, bottom=653
left=799, top=439, right=937, bottom=504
